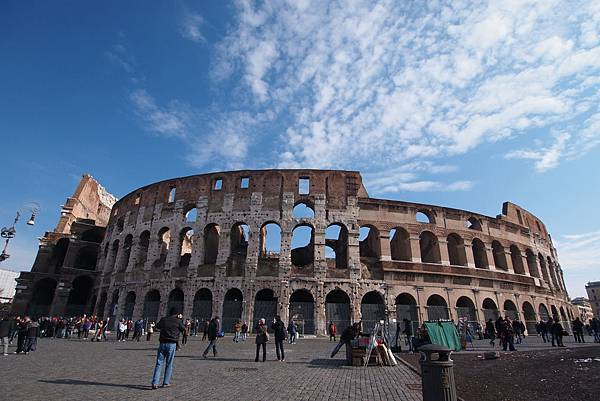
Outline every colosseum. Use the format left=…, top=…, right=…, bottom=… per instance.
left=13, top=169, right=574, bottom=335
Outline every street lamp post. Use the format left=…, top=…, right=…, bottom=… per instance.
left=0, top=203, right=39, bottom=263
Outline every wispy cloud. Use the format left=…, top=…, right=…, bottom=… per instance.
left=555, top=230, right=600, bottom=297
left=180, top=12, right=205, bottom=43
left=505, top=132, right=571, bottom=172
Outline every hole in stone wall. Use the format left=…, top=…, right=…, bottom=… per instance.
left=291, top=224, right=314, bottom=267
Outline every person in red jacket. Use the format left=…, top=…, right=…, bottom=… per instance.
left=328, top=321, right=337, bottom=341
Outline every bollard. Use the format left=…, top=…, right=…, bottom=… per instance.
left=418, top=344, right=457, bottom=401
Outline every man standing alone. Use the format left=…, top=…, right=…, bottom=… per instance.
left=202, top=316, right=220, bottom=358
left=151, top=308, right=185, bottom=390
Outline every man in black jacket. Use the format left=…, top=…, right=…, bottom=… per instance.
left=150, top=308, right=185, bottom=389
left=202, top=316, right=220, bottom=358
left=271, top=316, right=287, bottom=361
left=0, top=316, right=11, bottom=355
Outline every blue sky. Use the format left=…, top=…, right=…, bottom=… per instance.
left=1, top=1, right=599, bottom=297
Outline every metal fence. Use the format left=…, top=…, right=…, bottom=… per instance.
left=289, top=301, right=315, bottom=335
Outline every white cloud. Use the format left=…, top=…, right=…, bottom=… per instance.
left=130, top=89, right=191, bottom=138
left=505, top=132, right=571, bottom=172
left=555, top=230, right=600, bottom=297
left=180, top=12, right=205, bottom=43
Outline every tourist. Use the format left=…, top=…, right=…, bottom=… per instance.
left=181, top=319, right=190, bottom=346
left=147, top=321, right=155, bottom=341
left=592, top=318, right=600, bottom=343
left=328, top=321, right=337, bottom=341
left=485, top=319, right=496, bottom=346
left=394, top=321, right=401, bottom=348
left=132, top=319, right=144, bottom=342
left=513, top=318, right=523, bottom=344
left=126, top=319, right=133, bottom=339
left=330, top=322, right=361, bottom=359
left=272, top=316, right=286, bottom=361
left=24, top=318, right=40, bottom=354
left=91, top=320, right=104, bottom=341
left=551, top=318, right=564, bottom=347
left=233, top=320, right=241, bottom=343
left=8, top=316, right=19, bottom=344
left=539, top=320, right=548, bottom=342
left=287, top=321, right=297, bottom=344
left=572, top=317, right=584, bottom=343
left=202, top=319, right=210, bottom=341
left=82, top=318, right=91, bottom=339
left=255, top=318, right=269, bottom=362
left=192, top=318, right=198, bottom=336
left=15, top=316, right=29, bottom=354
left=150, top=307, right=186, bottom=389
left=403, top=318, right=414, bottom=352
left=0, top=316, right=11, bottom=355
left=117, top=319, right=127, bottom=342
left=202, top=317, right=220, bottom=358
left=500, top=318, right=516, bottom=351
left=241, top=321, right=248, bottom=341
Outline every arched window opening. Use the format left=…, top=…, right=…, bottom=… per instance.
left=81, top=228, right=103, bottom=243
left=472, top=238, right=488, bottom=269
left=289, top=289, right=315, bottom=335
left=28, top=278, right=57, bottom=318
left=292, top=202, right=315, bottom=219
left=466, top=217, right=482, bottom=231
left=416, top=210, right=433, bottom=224
left=137, top=231, right=150, bottom=269
left=109, top=290, right=119, bottom=319
left=538, top=303, right=550, bottom=321
left=253, top=289, right=278, bottom=331
left=390, top=227, right=411, bottom=261
left=492, top=241, right=507, bottom=270
left=359, top=225, right=380, bottom=258
left=192, top=289, right=213, bottom=321
left=107, top=240, right=119, bottom=272
left=510, top=245, right=525, bottom=274
left=184, top=206, right=198, bottom=222
left=526, top=249, right=539, bottom=277
left=547, top=257, right=559, bottom=288
left=260, top=223, right=281, bottom=256
left=427, top=294, right=449, bottom=320
left=154, top=227, right=170, bottom=268
left=522, top=302, right=537, bottom=333
left=222, top=288, right=243, bottom=332
left=291, top=224, right=314, bottom=267
left=326, top=223, right=348, bottom=268
left=504, top=300, right=518, bottom=320
left=551, top=305, right=559, bottom=319
left=124, top=291, right=136, bottom=319
left=538, top=253, right=550, bottom=283
left=326, top=289, right=351, bottom=332
left=74, top=245, right=99, bottom=270
left=396, top=293, right=419, bottom=335
left=230, top=223, right=250, bottom=258
left=203, top=224, right=220, bottom=265
left=119, top=234, right=133, bottom=272
left=167, top=288, right=184, bottom=315
left=419, top=231, right=441, bottom=264
left=482, top=298, right=499, bottom=321
left=143, top=290, right=161, bottom=323
left=178, top=228, right=194, bottom=267
left=456, top=296, right=477, bottom=325
left=116, top=217, right=124, bottom=233
left=361, top=291, right=385, bottom=333
left=447, top=233, right=467, bottom=266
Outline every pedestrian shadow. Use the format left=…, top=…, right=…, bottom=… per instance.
left=39, top=379, right=150, bottom=390
left=307, top=358, right=348, bottom=369
left=116, top=348, right=156, bottom=351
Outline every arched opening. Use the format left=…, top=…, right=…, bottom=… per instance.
left=539, top=253, right=550, bottom=283
left=192, top=288, right=213, bottom=320
left=560, top=306, right=568, bottom=330
left=361, top=291, right=385, bottom=333
left=492, top=241, right=507, bottom=270
left=184, top=206, right=197, bottom=222
left=325, top=223, right=348, bottom=268
left=154, top=227, right=170, bottom=268
left=81, top=228, right=103, bottom=243
left=538, top=303, right=550, bottom=321
left=472, top=238, right=489, bottom=269
left=291, top=224, right=314, bottom=267
left=253, top=289, right=278, bottom=331
left=550, top=305, right=559, bottom=319
left=97, top=291, right=107, bottom=318
left=456, top=296, right=477, bottom=325
left=74, top=245, right=99, bottom=270
left=124, top=291, right=136, bottom=319
left=109, top=290, right=119, bottom=320
left=510, top=245, right=525, bottom=274
left=359, top=225, right=381, bottom=258
left=326, top=289, right=351, bottom=332
left=548, top=257, right=559, bottom=288
left=230, top=223, right=250, bottom=259
left=116, top=217, right=124, bottom=233
left=466, top=217, right=482, bottom=231
left=526, top=249, right=539, bottom=277
left=136, top=231, right=150, bottom=269
left=178, top=227, right=194, bottom=267
left=119, top=234, right=133, bottom=272
left=65, top=276, right=94, bottom=317
left=447, top=233, right=467, bottom=266
left=292, top=202, right=315, bottom=219
left=167, top=288, right=184, bottom=315
left=222, top=288, right=243, bottom=332
left=522, top=301, right=537, bottom=333
left=419, top=231, right=441, bottom=264
left=482, top=298, right=499, bottom=321
left=107, top=239, right=119, bottom=272
left=416, top=210, right=434, bottom=224
left=427, top=294, right=449, bottom=320
left=203, top=224, right=220, bottom=265
left=390, top=227, right=411, bottom=261
left=503, top=300, right=518, bottom=320
left=259, top=222, right=281, bottom=256
left=51, top=238, right=70, bottom=274
left=396, top=293, right=419, bottom=335
left=28, top=278, right=57, bottom=317
left=289, top=289, right=315, bottom=335
left=143, top=290, right=161, bottom=324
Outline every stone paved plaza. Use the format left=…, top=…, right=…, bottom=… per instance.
left=0, top=336, right=422, bottom=401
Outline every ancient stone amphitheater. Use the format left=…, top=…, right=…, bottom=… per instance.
left=93, top=169, right=572, bottom=334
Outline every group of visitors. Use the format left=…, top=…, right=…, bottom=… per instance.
left=571, top=317, right=600, bottom=343
left=535, top=317, right=567, bottom=347
left=484, top=316, right=524, bottom=351
left=0, top=315, right=40, bottom=355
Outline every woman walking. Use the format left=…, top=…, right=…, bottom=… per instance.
left=255, top=318, right=269, bottom=362
left=147, top=321, right=155, bottom=341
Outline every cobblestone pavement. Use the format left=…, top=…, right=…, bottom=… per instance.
left=0, top=336, right=422, bottom=401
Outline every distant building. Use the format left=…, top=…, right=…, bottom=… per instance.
left=571, top=297, right=594, bottom=322
left=0, top=268, right=19, bottom=303
left=585, top=282, right=600, bottom=318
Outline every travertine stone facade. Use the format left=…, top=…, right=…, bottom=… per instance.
left=92, top=169, right=573, bottom=335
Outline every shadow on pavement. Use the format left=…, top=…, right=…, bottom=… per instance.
left=39, top=379, right=150, bottom=390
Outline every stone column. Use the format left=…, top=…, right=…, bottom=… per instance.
left=409, top=235, right=421, bottom=263
left=126, top=237, right=140, bottom=273
left=50, top=283, right=70, bottom=317
left=439, top=239, right=450, bottom=266
left=504, top=249, right=515, bottom=274
left=464, top=240, right=476, bottom=268
left=485, top=246, right=496, bottom=271
left=379, top=230, right=392, bottom=261
left=316, top=281, right=326, bottom=335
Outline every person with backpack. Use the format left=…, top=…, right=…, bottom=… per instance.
left=271, top=316, right=286, bottom=361
left=255, top=318, right=269, bottom=362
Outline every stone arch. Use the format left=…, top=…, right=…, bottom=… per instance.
left=136, top=231, right=150, bottom=269
left=395, top=293, right=419, bottom=334
left=124, top=291, right=136, bottom=319
left=65, top=275, right=94, bottom=317
left=119, top=234, right=133, bottom=272
left=192, top=288, right=213, bottom=320
left=230, top=222, right=250, bottom=259
left=97, top=291, right=108, bottom=318
left=167, top=288, right=185, bottom=315
left=492, top=240, right=508, bottom=270
left=522, top=301, right=537, bottom=333
left=466, top=216, right=482, bottom=231
left=183, top=205, right=198, bottom=222
left=222, top=288, right=243, bottom=332
left=291, top=223, right=315, bottom=267
left=551, top=305, right=559, bottom=319
left=51, top=237, right=70, bottom=274
left=289, top=289, right=315, bottom=335
left=361, top=291, right=385, bottom=333
left=538, top=303, right=550, bottom=321
left=419, top=231, right=440, bottom=264
left=526, top=249, right=539, bottom=277
left=510, top=245, right=525, bottom=274
left=427, top=294, right=449, bottom=320
left=260, top=222, right=281, bottom=256
left=538, top=253, right=550, bottom=283
left=456, top=296, right=477, bottom=323
left=253, top=288, right=278, bottom=330
left=154, top=227, right=170, bottom=268
left=109, top=289, right=119, bottom=319
left=74, top=245, right=99, bottom=270
left=143, top=289, right=161, bottom=323
left=203, top=223, right=220, bottom=265
left=28, top=278, right=57, bottom=317
left=472, top=238, right=488, bottom=269
left=325, top=289, right=351, bottom=331
left=292, top=201, right=315, bottom=219
left=504, top=300, right=518, bottom=320
left=416, top=209, right=435, bottom=224
left=178, top=227, right=194, bottom=268
left=447, top=233, right=467, bottom=266
left=325, top=223, right=349, bottom=268
left=106, top=239, right=119, bottom=272
left=390, top=227, right=411, bottom=261
left=359, top=225, right=381, bottom=258
left=482, top=298, right=499, bottom=321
